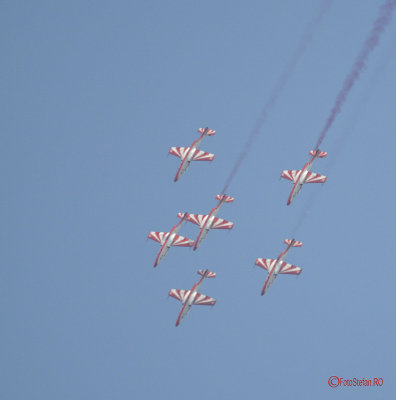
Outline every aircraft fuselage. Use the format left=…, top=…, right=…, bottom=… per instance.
left=261, top=241, right=294, bottom=295
left=287, top=152, right=319, bottom=205
left=174, top=130, right=207, bottom=181
left=193, top=197, right=226, bottom=250
left=175, top=276, right=206, bottom=326
left=154, top=217, right=184, bottom=267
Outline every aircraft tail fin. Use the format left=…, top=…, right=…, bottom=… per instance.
left=216, top=194, right=234, bottom=203
left=309, top=150, right=327, bottom=158
left=197, top=269, right=216, bottom=278
left=198, top=127, right=216, bottom=136
left=284, top=239, right=303, bottom=247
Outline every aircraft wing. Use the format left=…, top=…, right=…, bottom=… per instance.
left=192, top=149, right=215, bottom=161
left=169, top=289, right=191, bottom=303
left=193, top=293, right=216, bottom=306
left=279, top=262, right=302, bottom=275
left=281, top=170, right=301, bottom=182
left=184, top=213, right=208, bottom=228
left=169, top=147, right=189, bottom=159
left=148, top=231, right=169, bottom=245
left=211, top=217, right=234, bottom=230
left=172, top=234, right=194, bottom=247
left=305, top=171, right=327, bottom=183
left=255, top=258, right=277, bottom=272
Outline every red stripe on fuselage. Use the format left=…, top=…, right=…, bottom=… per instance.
left=153, top=221, right=182, bottom=267
left=175, top=274, right=206, bottom=326
left=193, top=197, right=226, bottom=250
left=261, top=257, right=278, bottom=295
left=287, top=162, right=307, bottom=205
left=174, top=133, right=206, bottom=182
left=287, top=153, right=319, bottom=205
left=260, top=243, right=293, bottom=295
left=193, top=209, right=215, bottom=250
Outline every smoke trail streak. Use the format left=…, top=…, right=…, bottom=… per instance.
left=289, top=186, right=323, bottom=238
left=314, top=0, right=396, bottom=150
left=220, top=0, right=333, bottom=194
left=325, top=41, right=394, bottom=172
left=290, top=41, right=394, bottom=236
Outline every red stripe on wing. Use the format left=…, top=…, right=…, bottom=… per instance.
left=211, top=217, right=234, bottom=230
left=255, top=258, right=276, bottom=272
left=169, top=147, right=188, bottom=159
left=172, top=235, right=194, bottom=247
left=185, top=214, right=208, bottom=228
left=169, top=289, right=190, bottom=303
left=279, top=262, right=302, bottom=275
left=281, top=170, right=301, bottom=182
left=148, top=231, right=168, bottom=244
left=192, top=149, right=215, bottom=161
left=305, top=171, right=327, bottom=183
left=193, top=293, right=216, bottom=306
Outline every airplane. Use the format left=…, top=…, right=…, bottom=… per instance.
left=148, top=213, right=194, bottom=267
left=281, top=149, right=327, bottom=205
left=255, top=238, right=303, bottom=295
left=169, top=127, right=216, bottom=182
left=169, top=269, right=216, bottom=326
left=177, top=194, right=234, bottom=251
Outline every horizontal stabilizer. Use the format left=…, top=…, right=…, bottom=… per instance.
left=281, top=170, right=300, bottom=182
left=197, top=269, right=216, bottom=278
left=279, top=262, right=302, bottom=275
left=169, top=289, right=190, bottom=303
left=148, top=231, right=169, bottom=245
left=305, top=171, right=327, bottom=183
left=284, top=239, right=303, bottom=247
left=255, top=258, right=276, bottom=272
left=309, top=150, right=327, bottom=158
left=216, top=194, right=235, bottom=202
left=211, top=217, right=234, bottom=230
left=192, top=149, right=215, bottom=161
left=198, top=127, right=216, bottom=136
left=169, top=146, right=189, bottom=159
left=193, top=293, right=216, bottom=306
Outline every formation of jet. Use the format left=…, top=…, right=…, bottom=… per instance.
left=281, top=149, right=327, bottom=205
left=169, top=127, right=216, bottom=182
left=148, top=213, right=194, bottom=267
left=178, top=194, right=234, bottom=251
left=255, top=238, right=302, bottom=295
left=148, top=128, right=331, bottom=325
left=169, top=269, right=216, bottom=326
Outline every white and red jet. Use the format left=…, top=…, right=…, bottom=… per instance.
left=255, top=239, right=303, bottom=295
left=178, top=194, right=234, bottom=251
left=169, top=127, right=216, bottom=182
left=148, top=213, right=194, bottom=267
left=281, top=149, right=327, bottom=205
left=169, top=269, right=216, bottom=326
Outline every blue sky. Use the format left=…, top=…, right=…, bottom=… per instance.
left=2, top=1, right=396, bottom=398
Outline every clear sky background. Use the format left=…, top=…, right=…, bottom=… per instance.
left=2, top=1, right=396, bottom=399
